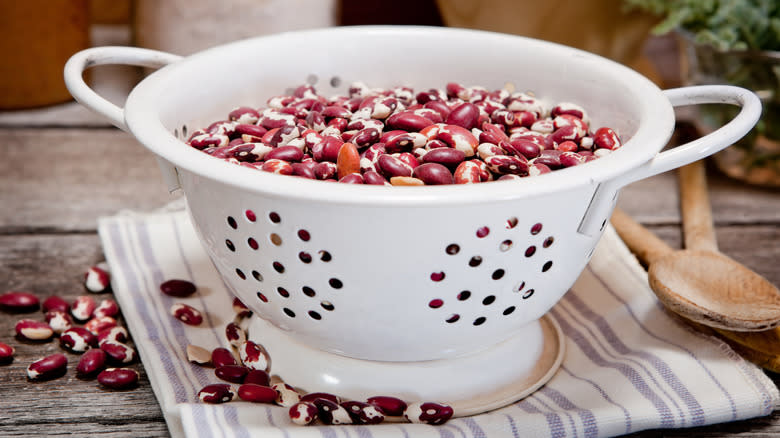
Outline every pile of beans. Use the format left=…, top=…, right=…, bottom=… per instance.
left=188, top=292, right=453, bottom=425
left=186, top=82, right=622, bottom=185
left=0, top=264, right=140, bottom=389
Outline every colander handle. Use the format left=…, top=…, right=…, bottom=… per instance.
left=64, top=46, right=182, bottom=132
left=578, top=85, right=761, bottom=236
left=619, top=85, right=762, bottom=186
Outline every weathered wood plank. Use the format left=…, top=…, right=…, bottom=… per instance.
left=617, top=167, right=780, bottom=226
left=0, top=129, right=178, bottom=233
left=0, top=234, right=165, bottom=432
left=0, top=423, right=169, bottom=438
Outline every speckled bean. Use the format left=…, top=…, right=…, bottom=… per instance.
left=238, top=340, right=271, bottom=372
left=61, top=327, right=98, bottom=352
left=42, top=295, right=69, bottom=314
left=76, top=348, right=107, bottom=376
left=98, top=367, right=139, bottom=389
left=27, top=353, right=67, bottom=380
left=0, top=291, right=39, bottom=312
left=198, top=383, right=236, bottom=404
left=413, top=163, right=454, bottom=185
left=404, top=402, right=453, bottom=425
left=215, top=365, right=249, bottom=383
left=0, top=342, right=14, bottom=364
left=84, top=265, right=111, bottom=293
left=15, top=319, right=53, bottom=341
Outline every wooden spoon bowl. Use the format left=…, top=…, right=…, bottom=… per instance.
left=648, top=249, right=780, bottom=331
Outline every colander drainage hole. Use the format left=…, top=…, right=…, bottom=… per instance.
left=270, top=233, right=282, bottom=246
left=283, top=308, right=296, bottom=318
left=515, top=281, right=526, bottom=292
left=446, top=314, right=460, bottom=323
left=299, top=252, right=312, bottom=263
left=503, top=306, right=516, bottom=315
left=429, top=299, right=443, bottom=309
left=252, top=270, right=263, bottom=282
left=182, top=125, right=188, bottom=138
left=476, top=226, right=490, bottom=238
left=482, top=295, right=495, bottom=305
left=298, top=229, right=310, bottom=241
left=321, top=301, right=334, bottom=311
left=500, top=240, right=513, bottom=252
left=523, top=289, right=535, bottom=299
left=491, top=269, right=505, bottom=280
left=506, top=217, right=518, bottom=229
left=257, top=292, right=268, bottom=302
left=273, top=262, right=285, bottom=273
left=308, top=310, right=321, bottom=320
left=248, top=238, right=259, bottom=250
left=236, top=269, right=246, bottom=280
left=473, top=317, right=486, bottom=326
left=457, top=291, right=471, bottom=301
left=542, top=261, right=553, bottom=272
left=531, top=223, right=542, bottom=235
left=543, top=236, right=555, bottom=248
left=277, top=287, right=290, bottom=298
left=302, top=286, right=316, bottom=297
left=328, top=278, right=343, bottom=289
left=330, top=76, right=341, bottom=87
left=430, top=272, right=445, bottom=282
left=226, top=239, right=235, bottom=252
left=468, top=256, right=482, bottom=267
left=245, top=210, right=256, bottom=222
left=319, top=250, right=332, bottom=262
left=269, top=212, right=281, bottom=223
left=227, top=216, right=237, bottom=229
left=445, top=244, right=460, bottom=255
left=525, top=245, right=536, bottom=257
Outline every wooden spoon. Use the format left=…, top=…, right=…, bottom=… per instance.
left=610, top=161, right=780, bottom=331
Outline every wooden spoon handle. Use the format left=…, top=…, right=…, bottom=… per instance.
left=678, top=160, right=719, bottom=252
left=610, top=208, right=674, bottom=266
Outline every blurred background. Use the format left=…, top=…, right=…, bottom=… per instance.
left=0, top=0, right=676, bottom=108
left=0, top=0, right=776, bottom=186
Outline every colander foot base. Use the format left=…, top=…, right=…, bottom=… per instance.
left=247, top=314, right=564, bottom=417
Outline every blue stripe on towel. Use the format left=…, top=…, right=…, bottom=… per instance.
left=517, top=398, right=566, bottom=438
left=594, top=264, right=742, bottom=421
left=560, top=365, right=631, bottom=435
left=561, top=290, right=690, bottom=425
left=540, top=386, right=598, bottom=438
left=107, top=221, right=188, bottom=404
left=550, top=305, right=676, bottom=427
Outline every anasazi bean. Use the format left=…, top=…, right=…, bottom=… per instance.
left=186, top=82, right=623, bottom=185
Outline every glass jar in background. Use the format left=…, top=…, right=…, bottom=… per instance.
left=680, top=34, right=780, bottom=187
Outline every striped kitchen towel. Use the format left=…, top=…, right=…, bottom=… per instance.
left=98, top=208, right=778, bottom=438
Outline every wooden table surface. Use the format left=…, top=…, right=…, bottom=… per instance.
left=1, top=32, right=779, bottom=438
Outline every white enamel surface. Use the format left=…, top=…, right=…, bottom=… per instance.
left=249, top=313, right=564, bottom=416
left=64, top=27, right=760, bottom=361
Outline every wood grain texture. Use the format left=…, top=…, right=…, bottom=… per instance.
left=613, top=209, right=780, bottom=331
left=679, top=161, right=718, bottom=252
left=0, top=234, right=166, bottom=436
left=0, top=128, right=178, bottom=233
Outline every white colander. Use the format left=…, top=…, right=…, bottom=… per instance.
left=66, top=26, right=760, bottom=411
